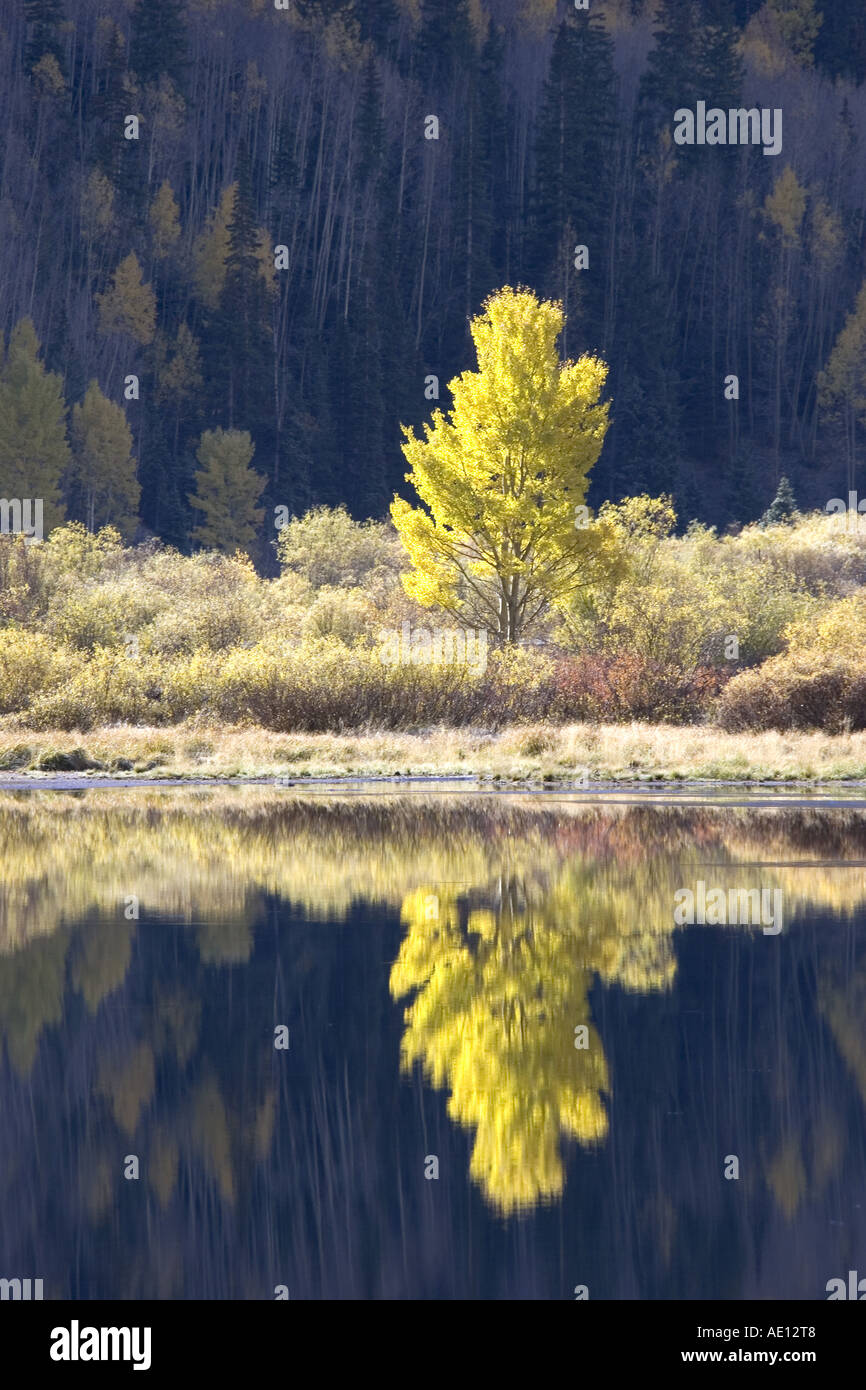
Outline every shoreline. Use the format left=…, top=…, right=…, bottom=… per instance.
left=6, top=721, right=866, bottom=789
left=6, top=771, right=866, bottom=809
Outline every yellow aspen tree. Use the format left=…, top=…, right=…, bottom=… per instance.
left=390, top=286, right=612, bottom=643
left=80, top=170, right=116, bottom=241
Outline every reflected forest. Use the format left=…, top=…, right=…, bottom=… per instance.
left=2, top=790, right=866, bottom=1298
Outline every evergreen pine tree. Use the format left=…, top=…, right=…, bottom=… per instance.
left=24, top=0, right=66, bottom=77
left=129, top=0, right=188, bottom=91
left=417, top=0, right=474, bottom=89
left=476, top=25, right=509, bottom=290
left=760, top=475, right=799, bottom=526
left=0, top=318, right=68, bottom=533
left=70, top=382, right=140, bottom=538
left=94, top=22, right=141, bottom=208
left=451, top=24, right=507, bottom=325
left=699, top=0, right=744, bottom=114
left=725, top=443, right=763, bottom=526
left=814, top=0, right=866, bottom=85
left=530, top=12, right=617, bottom=335
left=137, top=411, right=192, bottom=548
left=354, top=0, right=399, bottom=52
left=593, top=250, right=681, bottom=504
left=215, top=145, right=272, bottom=437
left=731, top=0, right=764, bottom=23
left=637, top=0, right=703, bottom=153
left=189, top=428, right=265, bottom=553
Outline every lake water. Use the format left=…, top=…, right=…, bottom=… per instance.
left=1, top=787, right=864, bottom=1300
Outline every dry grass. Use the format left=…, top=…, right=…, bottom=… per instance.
left=2, top=720, right=866, bottom=782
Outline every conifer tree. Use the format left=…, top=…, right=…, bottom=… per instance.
left=815, top=0, right=866, bottom=84
left=639, top=0, right=742, bottom=153
left=700, top=0, right=744, bottom=111
left=599, top=251, right=681, bottom=504
left=417, top=0, right=474, bottom=89
left=638, top=0, right=704, bottom=148
left=818, top=278, right=866, bottom=491
left=760, top=475, right=798, bottom=526
left=93, top=22, right=143, bottom=216
left=211, top=146, right=273, bottom=436
left=129, top=0, right=188, bottom=91
left=355, top=0, right=398, bottom=51
left=70, top=382, right=140, bottom=538
left=96, top=253, right=156, bottom=344
left=0, top=318, right=68, bottom=533
left=189, top=429, right=265, bottom=554
left=356, top=55, right=384, bottom=187
left=24, top=0, right=66, bottom=78
left=530, top=13, right=617, bottom=334
left=725, top=443, right=763, bottom=526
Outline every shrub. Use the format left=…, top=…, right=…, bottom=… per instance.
left=276, top=505, right=403, bottom=591
left=552, top=654, right=725, bottom=724
left=0, top=742, right=33, bottom=769
left=47, top=586, right=144, bottom=651
left=26, top=649, right=165, bottom=730
left=300, top=587, right=378, bottom=643
left=0, top=629, right=70, bottom=712
left=715, top=651, right=866, bottom=733
left=32, top=747, right=102, bottom=771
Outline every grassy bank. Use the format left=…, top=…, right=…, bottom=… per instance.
left=5, top=722, right=866, bottom=783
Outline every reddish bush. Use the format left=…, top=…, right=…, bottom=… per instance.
left=715, top=652, right=866, bottom=733
left=551, top=654, right=726, bottom=725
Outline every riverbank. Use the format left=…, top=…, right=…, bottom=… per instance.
left=5, top=722, right=866, bottom=784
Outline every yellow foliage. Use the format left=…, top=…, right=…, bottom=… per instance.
left=818, top=278, right=866, bottom=422
left=392, top=287, right=612, bottom=642
left=0, top=629, right=68, bottom=712
left=32, top=53, right=66, bottom=97
left=762, top=167, right=807, bottom=248
left=766, top=1138, right=807, bottom=1220
left=194, top=185, right=235, bottom=308
left=98, top=1042, right=156, bottom=1135
left=149, top=180, right=181, bottom=259
left=96, top=252, right=156, bottom=344
left=156, top=323, right=204, bottom=405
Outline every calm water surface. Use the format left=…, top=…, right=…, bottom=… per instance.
left=0, top=788, right=864, bottom=1300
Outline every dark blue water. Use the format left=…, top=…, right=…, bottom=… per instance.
left=0, top=789, right=864, bottom=1299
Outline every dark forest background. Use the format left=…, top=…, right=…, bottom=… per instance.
left=3, top=0, right=866, bottom=563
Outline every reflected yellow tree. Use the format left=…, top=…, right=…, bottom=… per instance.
left=390, top=866, right=678, bottom=1214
